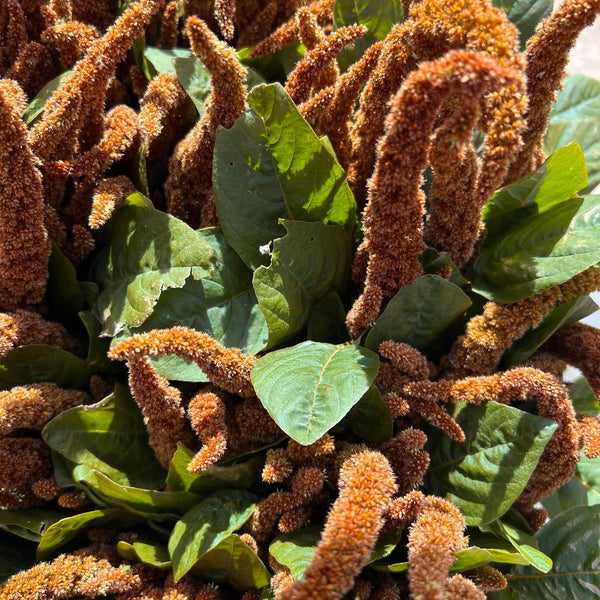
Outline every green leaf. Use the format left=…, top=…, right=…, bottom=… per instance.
left=492, top=506, right=600, bottom=599
left=117, top=540, right=172, bottom=568
left=191, top=534, right=270, bottom=590
left=79, top=311, right=118, bottom=374
left=450, top=547, right=494, bottom=572
left=307, top=292, right=350, bottom=344
left=0, top=509, right=67, bottom=542
left=94, top=205, right=216, bottom=336
left=36, top=508, right=142, bottom=560
left=168, top=489, right=258, bottom=581
left=42, top=383, right=166, bottom=489
left=543, top=451, right=600, bottom=517
left=502, top=296, right=599, bottom=367
left=173, top=54, right=212, bottom=115
left=545, top=75, right=600, bottom=194
left=166, top=444, right=263, bottom=495
left=144, top=46, right=193, bottom=75
left=0, top=345, right=91, bottom=390
left=426, top=401, right=557, bottom=525
left=123, top=227, right=268, bottom=382
left=344, top=385, right=393, bottom=442
left=492, top=0, right=552, bottom=49
left=365, top=275, right=472, bottom=353
left=253, top=221, right=352, bottom=347
left=0, top=531, right=36, bottom=582
left=252, top=341, right=379, bottom=445
left=482, top=520, right=552, bottom=572
left=73, top=468, right=201, bottom=519
left=46, top=245, right=84, bottom=320
left=420, top=247, right=469, bottom=287
left=214, top=83, right=356, bottom=269
left=333, top=0, right=403, bottom=70
left=23, top=71, right=73, bottom=126
left=472, top=145, right=600, bottom=302
left=569, top=377, right=600, bottom=416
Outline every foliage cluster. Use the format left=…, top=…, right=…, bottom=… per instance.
left=2, top=0, right=600, bottom=598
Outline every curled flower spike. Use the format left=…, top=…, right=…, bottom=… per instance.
left=214, top=0, right=235, bottom=40
left=469, top=565, right=508, bottom=592
left=248, top=0, right=335, bottom=60
left=29, top=0, right=165, bottom=163
left=379, top=428, right=430, bottom=494
left=447, top=574, right=486, bottom=600
left=0, top=0, right=27, bottom=74
left=110, top=327, right=257, bottom=398
left=0, top=383, right=90, bottom=436
left=442, top=266, right=600, bottom=378
left=301, top=40, right=383, bottom=168
left=545, top=322, right=600, bottom=397
left=262, top=448, right=293, bottom=483
left=165, top=16, right=248, bottom=226
left=0, top=552, right=141, bottom=599
left=384, top=490, right=425, bottom=532
left=0, top=80, right=51, bottom=312
left=285, top=24, right=367, bottom=105
left=187, top=388, right=228, bottom=473
left=158, top=1, right=179, bottom=48
left=349, top=0, right=521, bottom=204
left=279, top=449, right=396, bottom=600
left=41, top=21, right=100, bottom=69
left=127, top=356, right=196, bottom=468
left=577, top=416, right=600, bottom=459
left=295, top=6, right=326, bottom=50
left=379, top=341, right=430, bottom=381
left=0, top=437, right=52, bottom=509
left=249, top=490, right=305, bottom=541
left=407, top=496, right=466, bottom=600
left=89, top=175, right=136, bottom=229
left=509, top=0, right=600, bottom=180
left=0, top=309, right=77, bottom=357
left=228, top=396, right=283, bottom=453
left=346, top=50, right=524, bottom=337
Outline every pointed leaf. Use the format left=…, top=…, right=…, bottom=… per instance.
left=545, top=75, right=600, bottom=194
left=365, top=275, right=472, bottom=352
left=214, top=83, right=356, bottom=269
left=0, top=509, right=67, bottom=542
left=492, top=0, right=552, bottom=49
left=252, top=341, right=379, bottom=445
left=168, top=489, right=258, bottom=581
left=117, top=540, right=171, bottom=568
left=426, top=401, right=557, bottom=525
left=253, top=221, right=352, bottom=347
left=46, top=245, right=84, bottom=320
left=23, top=71, right=73, bottom=125
left=43, top=384, right=166, bottom=489
left=344, top=385, right=393, bottom=442
left=94, top=205, right=216, bottom=336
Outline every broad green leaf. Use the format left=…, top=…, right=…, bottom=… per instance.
left=0, top=345, right=91, bottom=390
left=365, top=275, right=472, bottom=353
left=36, top=508, right=142, bottom=560
left=73, top=468, right=201, bottom=519
left=94, top=205, right=217, bottom=336
left=569, top=377, right=600, bottom=416
left=482, top=520, right=552, bottom=572
left=166, top=444, right=263, bottom=495
left=491, top=506, right=600, bottom=599
left=214, top=83, right=356, bottom=269
left=168, top=489, right=258, bottom=581
left=481, top=144, right=587, bottom=238
left=252, top=341, right=379, bottom=445
left=377, top=547, right=493, bottom=574
left=333, top=0, right=403, bottom=70
left=124, top=228, right=268, bottom=381
left=492, top=0, right=552, bottom=49
left=191, top=534, right=270, bottom=590
left=426, top=401, right=557, bottom=525
left=543, top=451, right=600, bottom=517
left=253, top=221, right=352, bottom=347
left=0, top=531, right=36, bottom=583
left=467, top=531, right=532, bottom=567
left=144, top=46, right=193, bottom=75
left=502, top=296, right=599, bottom=367
left=344, top=385, right=393, bottom=442
left=117, top=540, right=171, bottom=568
left=307, top=292, right=350, bottom=344
left=79, top=311, right=118, bottom=374
left=472, top=145, right=600, bottom=302
left=0, top=509, right=67, bottom=542
left=420, top=247, right=469, bottom=287
left=545, top=75, right=600, bottom=193
left=46, top=245, right=84, bottom=320
left=23, top=71, right=73, bottom=125
left=43, top=384, right=166, bottom=489
left=173, top=55, right=212, bottom=115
